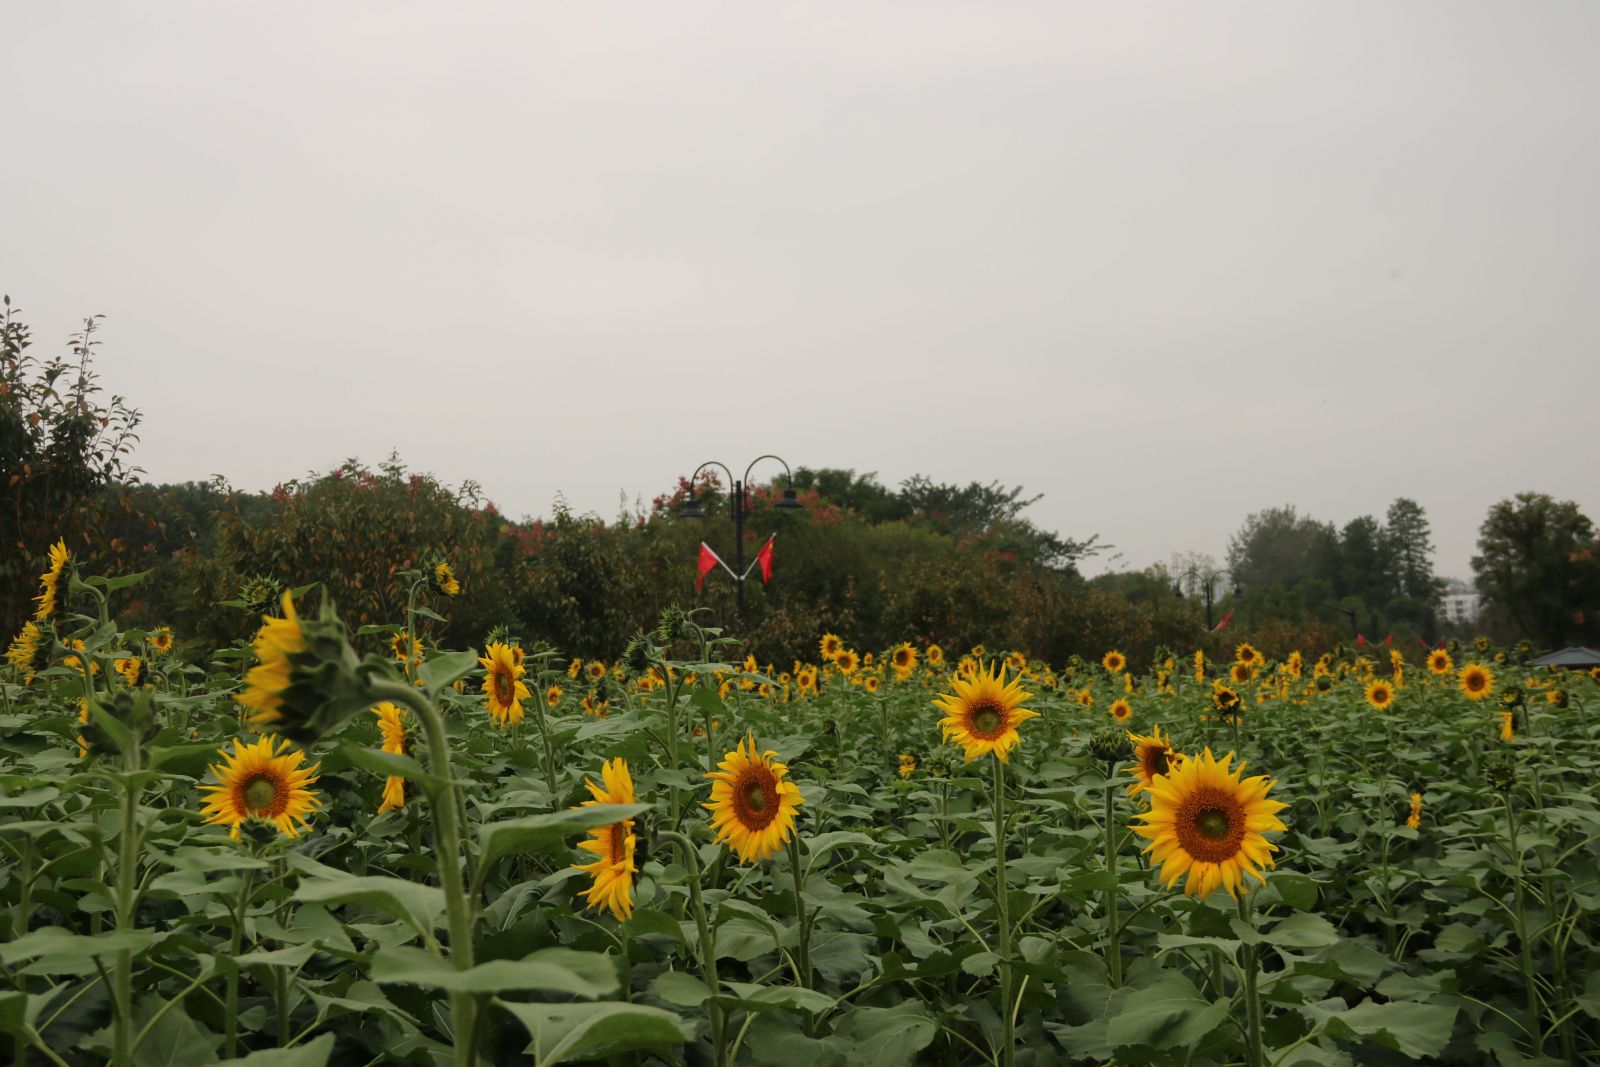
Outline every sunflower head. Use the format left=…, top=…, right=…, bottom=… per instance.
left=32, top=540, right=71, bottom=622
left=6, top=622, right=50, bottom=684
left=480, top=641, right=531, bottom=727
left=1088, top=727, right=1133, bottom=765
left=622, top=632, right=657, bottom=679
left=1127, top=724, right=1182, bottom=797
left=834, top=648, right=860, bottom=675
left=932, top=662, right=1039, bottom=763
left=1132, top=747, right=1288, bottom=899
left=372, top=702, right=410, bottom=813
left=1426, top=649, right=1452, bottom=675
left=148, top=627, right=175, bottom=655
left=1459, top=662, right=1494, bottom=701
left=429, top=559, right=461, bottom=597
left=925, top=644, right=944, bottom=667
left=200, top=734, right=322, bottom=840
left=655, top=604, right=689, bottom=645
left=573, top=758, right=639, bottom=920
left=1102, top=650, right=1126, bottom=673
left=1212, top=683, right=1241, bottom=713
left=1234, top=643, right=1263, bottom=668
left=898, top=753, right=917, bottom=779
left=546, top=684, right=563, bottom=707
left=1484, top=756, right=1516, bottom=793
left=1405, top=791, right=1423, bottom=830
left=236, top=574, right=282, bottom=616
left=705, top=733, right=804, bottom=864
left=1364, top=680, right=1394, bottom=711
left=1109, top=698, right=1133, bottom=723
left=892, top=643, right=917, bottom=673
left=116, top=655, right=149, bottom=689
left=238, top=592, right=383, bottom=743
left=864, top=675, right=881, bottom=694
left=819, top=633, right=843, bottom=660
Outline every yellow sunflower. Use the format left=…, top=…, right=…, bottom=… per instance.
left=898, top=753, right=917, bottom=778
left=115, top=656, right=147, bottom=688
left=795, top=665, right=819, bottom=695
left=6, top=622, right=48, bottom=684
left=1126, top=724, right=1182, bottom=797
left=1102, top=650, right=1126, bottom=673
left=1077, top=688, right=1094, bottom=708
left=1132, top=748, right=1287, bottom=899
left=1230, top=662, right=1253, bottom=684
left=704, top=733, right=804, bottom=864
left=586, top=660, right=608, bottom=682
left=1459, top=662, right=1494, bottom=702
left=925, top=644, right=944, bottom=668
left=1365, top=679, right=1395, bottom=711
left=1005, top=650, right=1026, bottom=673
left=864, top=675, right=882, bottom=694
left=479, top=641, right=530, bottom=727
left=236, top=592, right=307, bottom=728
left=567, top=658, right=583, bottom=680
left=582, top=694, right=609, bottom=718
left=1406, top=791, right=1423, bottom=830
left=372, top=702, right=408, bottom=813
left=431, top=560, right=461, bottom=597
left=834, top=648, right=860, bottom=675
left=199, top=735, right=321, bottom=840
left=546, top=684, right=563, bottom=707
left=1497, top=710, right=1514, bottom=742
left=32, top=540, right=70, bottom=621
left=77, top=697, right=90, bottom=759
left=1426, top=648, right=1452, bottom=675
left=390, top=630, right=423, bottom=666
left=147, top=626, right=175, bottom=655
left=1109, top=698, right=1133, bottom=723
left=819, top=633, right=843, bottom=660
left=932, top=662, right=1038, bottom=762
left=892, top=643, right=918, bottom=674
left=1193, top=650, right=1205, bottom=683
left=573, top=758, right=638, bottom=920
left=1212, top=683, right=1241, bottom=714
left=1234, top=643, right=1264, bottom=668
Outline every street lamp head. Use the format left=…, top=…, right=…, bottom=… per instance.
left=1173, top=585, right=1184, bottom=600
left=776, top=487, right=802, bottom=509
left=679, top=496, right=706, bottom=520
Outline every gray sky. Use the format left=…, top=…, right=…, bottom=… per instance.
left=8, top=2, right=1598, bottom=581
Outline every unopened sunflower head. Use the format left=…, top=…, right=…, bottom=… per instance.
left=1484, top=756, right=1516, bottom=794
left=236, top=591, right=388, bottom=744
left=622, top=632, right=657, bottom=679
left=1089, top=727, right=1133, bottom=766
left=236, top=575, right=281, bottom=616
left=655, top=604, right=689, bottom=646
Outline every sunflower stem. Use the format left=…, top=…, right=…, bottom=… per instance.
left=222, top=866, right=254, bottom=1059
left=110, top=725, right=142, bottom=1067
left=787, top=831, right=811, bottom=989
left=1502, top=792, right=1543, bottom=1057
left=1102, top=774, right=1122, bottom=988
left=991, top=756, right=1014, bottom=1067
left=660, top=831, right=725, bottom=1067
left=1235, top=893, right=1264, bottom=1067
left=373, top=679, right=476, bottom=1067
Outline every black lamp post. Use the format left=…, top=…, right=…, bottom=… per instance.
left=1322, top=601, right=1359, bottom=638
left=679, top=454, right=802, bottom=615
left=1176, top=570, right=1221, bottom=629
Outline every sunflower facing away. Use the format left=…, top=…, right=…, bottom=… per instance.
left=1132, top=748, right=1288, bottom=899
left=573, top=757, right=638, bottom=920
left=236, top=592, right=308, bottom=728
left=933, top=662, right=1039, bottom=763
left=1102, top=650, right=1127, bottom=673
left=1426, top=648, right=1453, bottom=675
left=1365, top=679, right=1395, bottom=711
left=1109, top=698, right=1133, bottom=723
left=705, top=733, right=804, bottom=864
left=1497, top=710, right=1514, bottom=742
left=1459, top=662, right=1494, bottom=702
left=480, top=641, right=530, bottom=727
left=33, top=540, right=70, bottom=621
left=6, top=622, right=48, bottom=684
left=372, top=702, right=408, bottom=813
left=1126, top=724, right=1182, bottom=798
left=200, top=735, right=321, bottom=840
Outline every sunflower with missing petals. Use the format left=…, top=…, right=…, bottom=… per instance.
left=1230, top=662, right=1253, bottom=684
left=1459, top=662, right=1494, bottom=701
left=1132, top=747, right=1287, bottom=899
left=573, top=758, right=638, bottom=919
left=33, top=540, right=70, bottom=622
left=933, top=662, right=1038, bottom=763
left=1212, top=683, right=1241, bottom=714
left=1126, top=724, right=1182, bottom=798
left=1405, top=792, right=1423, bottom=830
left=236, top=593, right=308, bottom=728
left=116, top=656, right=148, bottom=688
left=1102, top=650, right=1126, bottom=673
left=479, top=642, right=530, bottom=727
left=200, top=735, right=321, bottom=840
left=1109, top=698, right=1133, bottom=724
left=1365, top=679, right=1395, bottom=711
left=369, top=702, right=409, bottom=813
left=705, top=733, right=804, bottom=864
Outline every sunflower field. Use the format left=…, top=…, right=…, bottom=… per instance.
left=3, top=548, right=1599, bottom=1066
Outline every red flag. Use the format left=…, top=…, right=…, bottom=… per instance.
left=754, top=535, right=775, bottom=584
left=1417, top=637, right=1431, bottom=650
left=1383, top=633, right=1393, bottom=647
left=1212, top=609, right=1234, bottom=633
left=1356, top=634, right=1367, bottom=646
left=696, top=543, right=719, bottom=592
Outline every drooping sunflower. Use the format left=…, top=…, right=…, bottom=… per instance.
left=704, top=733, right=804, bottom=864
left=933, top=662, right=1038, bottom=763
left=236, top=592, right=308, bottom=728
left=925, top=644, right=944, bottom=668
left=480, top=641, right=530, bottom=727
left=1132, top=747, right=1287, bottom=899
left=898, top=753, right=917, bottom=778
left=573, top=757, right=638, bottom=920
left=1497, top=710, right=1514, bottom=742
left=819, top=633, right=843, bottom=660
left=1109, top=698, right=1133, bottom=723
left=372, top=702, right=408, bottom=813
left=1459, top=662, right=1494, bottom=701
left=116, top=656, right=148, bottom=688
left=430, top=560, right=461, bottom=597
left=199, top=735, right=321, bottom=840
left=1126, top=724, right=1182, bottom=798
left=834, top=648, right=861, bottom=675
left=32, top=540, right=70, bottom=622
left=77, top=697, right=90, bottom=759
left=1405, top=791, right=1423, bottom=830
left=891, top=643, right=918, bottom=675
left=1102, top=650, right=1126, bottom=673
left=148, top=626, right=175, bottom=655
left=6, top=622, right=48, bottom=684
left=1426, top=648, right=1453, bottom=675
left=1365, top=679, right=1395, bottom=711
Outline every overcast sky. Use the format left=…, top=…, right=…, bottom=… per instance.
left=7, top=2, right=1598, bottom=581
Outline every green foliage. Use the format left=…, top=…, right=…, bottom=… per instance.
left=1472, top=492, right=1600, bottom=647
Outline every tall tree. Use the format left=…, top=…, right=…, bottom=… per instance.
left=1335, top=515, right=1394, bottom=606
left=1471, top=493, right=1600, bottom=647
left=1384, top=497, right=1444, bottom=603
left=1226, top=506, right=1338, bottom=592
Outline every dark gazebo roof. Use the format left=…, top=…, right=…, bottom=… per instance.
left=1530, top=646, right=1600, bottom=668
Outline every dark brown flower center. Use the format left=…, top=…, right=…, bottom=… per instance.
left=1175, top=787, right=1247, bottom=862
left=733, top=767, right=780, bottom=830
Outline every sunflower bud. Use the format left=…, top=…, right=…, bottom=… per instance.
left=1484, top=757, right=1516, bottom=794
left=239, top=814, right=284, bottom=854
left=622, top=632, right=656, bottom=679
left=1089, top=728, right=1133, bottom=765
left=237, top=575, right=281, bottom=616
left=237, top=592, right=389, bottom=744
left=1314, top=675, right=1333, bottom=692
left=655, top=604, right=688, bottom=645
